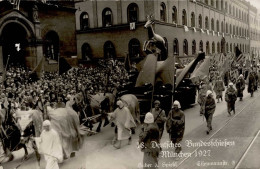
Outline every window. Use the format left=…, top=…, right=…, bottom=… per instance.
left=205, top=0, right=208, bottom=5
left=226, top=43, right=229, bottom=53
left=182, top=9, right=187, bottom=25
left=160, top=3, right=166, bottom=22
left=200, top=40, right=203, bottom=52
left=217, top=20, right=219, bottom=32
left=211, top=0, right=214, bottom=7
left=127, top=3, right=138, bottom=23
left=183, top=39, right=188, bottom=55
left=191, top=12, right=195, bottom=27
left=233, top=6, right=235, bottom=16
left=230, top=43, right=232, bottom=53
left=104, top=41, right=115, bottom=58
left=80, top=12, right=89, bottom=30
left=172, top=6, right=177, bottom=23
left=212, top=42, right=215, bottom=54
left=216, top=0, right=219, bottom=9
left=199, top=14, right=202, bottom=28
left=81, top=43, right=92, bottom=61
left=102, top=8, right=112, bottom=27
left=217, top=42, right=220, bottom=53
left=226, top=23, right=228, bottom=33
left=221, top=0, right=223, bottom=10
left=211, top=18, right=214, bottom=31
left=233, top=25, right=235, bottom=35
left=205, top=17, right=209, bottom=29
left=173, top=39, right=179, bottom=55
left=229, top=4, right=231, bottom=14
left=45, top=31, right=59, bottom=61
left=206, top=41, right=210, bottom=55
left=192, top=40, right=196, bottom=55
left=230, top=24, right=232, bottom=34
left=225, top=2, right=227, bottom=12
left=128, top=38, right=140, bottom=58
left=221, top=21, right=224, bottom=32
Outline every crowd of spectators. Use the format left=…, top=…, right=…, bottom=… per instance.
left=0, top=60, right=132, bottom=119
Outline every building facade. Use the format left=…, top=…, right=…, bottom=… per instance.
left=75, top=0, right=260, bottom=62
left=0, top=0, right=77, bottom=71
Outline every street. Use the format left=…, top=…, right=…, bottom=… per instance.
left=1, top=88, right=260, bottom=169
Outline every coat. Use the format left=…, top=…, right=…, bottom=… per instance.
left=236, top=78, right=245, bottom=97
left=139, top=123, right=160, bottom=169
left=225, top=87, right=237, bottom=103
left=166, top=109, right=185, bottom=143
left=109, top=107, right=136, bottom=140
left=214, top=80, right=225, bottom=98
left=248, top=73, right=256, bottom=93
left=204, top=96, right=216, bottom=115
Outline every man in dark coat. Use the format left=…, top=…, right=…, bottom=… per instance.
left=151, top=100, right=167, bottom=140
left=225, top=83, right=237, bottom=116
left=248, top=71, right=256, bottom=97
left=213, top=76, right=225, bottom=103
left=236, top=74, right=245, bottom=101
left=204, top=90, right=216, bottom=134
left=139, top=112, right=161, bottom=169
left=166, top=100, right=185, bottom=154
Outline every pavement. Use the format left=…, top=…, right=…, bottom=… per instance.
left=1, top=86, right=259, bottom=169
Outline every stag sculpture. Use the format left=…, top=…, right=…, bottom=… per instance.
left=143, top=15, right=167, bottom=59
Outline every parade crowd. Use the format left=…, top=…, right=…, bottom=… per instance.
left=0, top=57, right=259, bottom=169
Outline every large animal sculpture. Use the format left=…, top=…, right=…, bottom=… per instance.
left=143, top=15, right=167, bottom=60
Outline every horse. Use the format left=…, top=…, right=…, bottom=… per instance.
left=120, top=94, right=140, bottom=125
left=143, top=15, right=167, bottom=59
left=0, top=109, right=42, bottom=164
left=87, top=93, right=116, bottom=132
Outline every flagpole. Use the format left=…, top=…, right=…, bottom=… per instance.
left=171, top=53, right=177, bottom=107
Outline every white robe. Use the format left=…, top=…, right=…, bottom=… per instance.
left=109, top=107, right=136, bottom=140
left=39, top=129, right=63, bottom=169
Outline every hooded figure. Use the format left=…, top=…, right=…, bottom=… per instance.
left=204, top=90, right=216, bottom=134
left=139, top=112, right=160, bottom=169
left=108, top=100, right=136, bottom=149
left=39, top=120, right=63, bottom=169
left=166, top=101, right=185, bottom=154
left=236, top=74, right=245, bottom=101
left=225, top=83, right=237, bottom=115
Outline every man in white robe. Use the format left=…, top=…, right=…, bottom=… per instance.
left=39, top=120, right=63, bottom=169
left=108, top=100, right=136, bottom=149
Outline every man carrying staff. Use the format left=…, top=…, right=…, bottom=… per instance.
left=151, top=100, right=166, bottom=140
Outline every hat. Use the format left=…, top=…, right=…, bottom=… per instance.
left=154, top=100, right=160, bottom=105
left=173, top=100, right=181, bottom=109
left=239, top=74, right=243, bottom=78
left=43, top=120, right=51, bottom=127
left=229, top=82, right=234, bottom=86
left=206, top=90, right=213, bottom=97
left=144, top=112, right=154, bottom=124
left=116, top=100, right=124, bottom=107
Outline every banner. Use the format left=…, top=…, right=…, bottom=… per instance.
left=155, top=55, right=175, bottom=85
left=59, top=57, right=72, bottom=75
left=190, top=56, right=210, bottom=82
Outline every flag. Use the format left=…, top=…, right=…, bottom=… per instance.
left=155, top=55, right=175, bottom=85
left=184, top=26, right=189, bottom=32
left=190, top=56, right=211, bottom=82
left=176, top=52, right=205, bottom=87
left=124, top=54, right=131, bottom=71
left=135, top=54, right=157, bottom=87
left=59, top=57, right=72, bottom=75
left=193, top=27, right=196, bottom=32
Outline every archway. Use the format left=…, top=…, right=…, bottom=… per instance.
left=1, top=22, right=28, bottom=67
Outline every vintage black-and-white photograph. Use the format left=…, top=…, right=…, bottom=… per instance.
left=0, top=0, right=260, bottom=168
